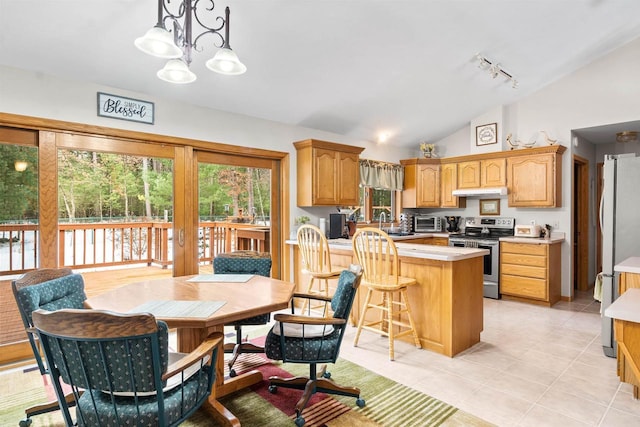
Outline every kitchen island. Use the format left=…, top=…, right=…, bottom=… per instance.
left=287, top=238, right=488, bottom=357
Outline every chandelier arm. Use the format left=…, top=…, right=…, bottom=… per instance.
left=190, top=0, right=227, bottom=50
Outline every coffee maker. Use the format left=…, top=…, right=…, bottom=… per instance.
left=445, top=216, right=461, bottom=233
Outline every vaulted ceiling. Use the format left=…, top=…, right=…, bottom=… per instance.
left=2, top=0, right=640, bottom=147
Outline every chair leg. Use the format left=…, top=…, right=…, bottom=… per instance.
left=226, top=325, right=266, bottom=377
left=300, top=276, right=316, bottom=314
left=401, top=288, right=422, bottom=349
left=353, top=288, right=374, bottom=347
left=387, top=291, right=395, bottom=361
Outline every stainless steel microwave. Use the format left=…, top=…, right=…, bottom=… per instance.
left=414, top=215, right=442, bottom=232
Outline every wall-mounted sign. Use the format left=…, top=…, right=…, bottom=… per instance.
left=97, top=92, right=154, bottom=125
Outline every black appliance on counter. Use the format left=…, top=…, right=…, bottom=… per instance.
left=445, top=216, right=461, bottom=233
left=448, top=217, right=515, bottom=299
left=328, top=213, right=347, bottom=239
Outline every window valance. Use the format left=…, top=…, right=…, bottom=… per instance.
left=359, top=159, right=404, bottom=191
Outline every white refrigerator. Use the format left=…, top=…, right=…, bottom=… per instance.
left=600, top=153, right=640, bottom=357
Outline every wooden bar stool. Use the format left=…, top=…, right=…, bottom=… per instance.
left=351, top=227, right=422, bottom=360
left=296, top=224, right=342, bottom=316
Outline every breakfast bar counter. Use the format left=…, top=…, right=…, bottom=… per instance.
left=287, top=239, right=488, bottom=357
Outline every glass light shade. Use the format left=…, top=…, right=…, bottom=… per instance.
left=14, top=160, right=28, bottom=172
left=157, top=59, right=197, bottom=84
left=205, top=48, right=247, bottom=75
left=134, top=26, right=182, bottom=59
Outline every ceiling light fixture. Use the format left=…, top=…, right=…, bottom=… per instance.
left=616, top=131, right=638, bottom=143
left=135, top=0, right=246, bottom=84
left=475, top=54, right=518, bottom=89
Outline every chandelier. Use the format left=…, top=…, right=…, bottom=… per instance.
left=474, top=54, right=518, bottom=89
left=135, top=0, right=246, bottom=84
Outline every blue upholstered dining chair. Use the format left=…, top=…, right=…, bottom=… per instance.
left=213, top=250, right=272, bottom=377
left=11, top=268, right=86, bottom=427
left=32, top=308, right=223, bottom=427
left=264, top=264, right=365, bottom=427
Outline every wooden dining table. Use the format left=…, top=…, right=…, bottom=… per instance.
left=85, top=274, right=296, bottom=427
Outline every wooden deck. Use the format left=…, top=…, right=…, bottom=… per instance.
left=0, top=265, right=213, bottom=366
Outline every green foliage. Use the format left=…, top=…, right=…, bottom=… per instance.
left=0, top=144, right=38, bottom=221
left=2, top=144, right=271, bottom=224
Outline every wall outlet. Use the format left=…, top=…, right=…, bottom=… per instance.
left=530, top=220, right=536, bottom=226
left=553, top=221, right=560, bottom=229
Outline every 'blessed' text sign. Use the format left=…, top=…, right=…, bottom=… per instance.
left=97, top=92, right=154, bottom=125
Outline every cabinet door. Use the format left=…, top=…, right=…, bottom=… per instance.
left=441, top=163, right=462, bottom=208
left=457, top=161, right=481, bottom=189
left=337, top=151, right=360, bottom=205
left=507, top=154, right=556, bottom=207
left=481, top=158, right=506, bottom=187
left=417, top=164, right=440, bottom=207
left=312, top=148, right=339, bottom=205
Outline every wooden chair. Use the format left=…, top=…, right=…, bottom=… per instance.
left=32, top=308, right=223, bottom=427
left=213, top=250, right=272, bottom=377
left=264, top=265, right=365, bottom=427
left=11, top=268, right=85, bottom=427
left=351, top=228, right=422, bottom=360
left=296, top=224, right=342, bottom=316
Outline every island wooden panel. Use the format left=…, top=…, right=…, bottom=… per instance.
left=615, top=272, right=640, bottom=397
left=290, top=245, right=484, bottom=357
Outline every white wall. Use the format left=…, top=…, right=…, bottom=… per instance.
left=432, top=36, right=640, bottom=297
left=0, top=65, right=414, bottom=229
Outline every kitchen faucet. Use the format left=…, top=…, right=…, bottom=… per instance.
left=379, top=212, right=386, bottom=230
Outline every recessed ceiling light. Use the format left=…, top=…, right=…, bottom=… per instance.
left=377, top=132, right=390, bottom=143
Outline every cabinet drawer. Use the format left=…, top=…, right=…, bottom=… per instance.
left=501, top=242, right=547, bottom=256
left=501, top=274, right=547, bottom=300
left=501, top=263, right=547, bottom=279
left=501, top=252, right=546, bottom=268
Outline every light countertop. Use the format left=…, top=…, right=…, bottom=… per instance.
left=605, top=288, right=640, bottom=323
left=614, top=257, right=640, bottom=274
left=286, top=238, right=488, bottom=262
left=499, top=232, right=565, bottom=245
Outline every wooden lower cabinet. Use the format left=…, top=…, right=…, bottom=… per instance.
left=619, top=271, right=640, bottom=294
left=615, top=272, right=640, bottom=397
left=407, top=237, right=448, bottom=246
left=500, top=241, right=561, bottom=306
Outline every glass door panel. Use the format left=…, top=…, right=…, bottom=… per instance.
left=57, top=149, right=174, bottom=271
left=0, top=139, right=39, bottom=275
left=197, top=152, right=273, bottom=275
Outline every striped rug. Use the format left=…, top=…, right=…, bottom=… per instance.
left=1, top=353, right=493, bottom=427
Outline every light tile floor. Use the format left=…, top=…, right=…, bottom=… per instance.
left=337, top=291, right=640, bottom=427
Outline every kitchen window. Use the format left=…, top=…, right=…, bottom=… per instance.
left=358, top=159, right=403, bottom=223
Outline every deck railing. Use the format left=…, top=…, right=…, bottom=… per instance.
left=0, top=221, right=270, bottom=276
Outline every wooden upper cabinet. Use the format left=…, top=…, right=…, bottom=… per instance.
left=507, top=146, right=565, bottom=207
left=457, top=161, right=481, bottom=189
left=457, top=158, right=506, bottom=189
left=294, top=139, right=364, bottom=207
left=417, top=163, right=441, bottom=207
left=440, top=163, right=465, bottom=208
left=481, top=158, right=506, bottom=187
left=400, top=159, right=440, bottom=208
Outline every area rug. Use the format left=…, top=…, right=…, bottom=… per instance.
left=0, top=350, right=492, bottom=427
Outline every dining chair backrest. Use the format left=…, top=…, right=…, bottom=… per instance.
left=351, top=227, right=401, bottom=286
left=266, top=264, right=362, bottom=364
left=297, top=224, right=334, bottom=274
left=32, top=308, right=218, bottom=427
left=13, top=271, right=86, bottom=327
left=12, top=268, right=86, bottom=375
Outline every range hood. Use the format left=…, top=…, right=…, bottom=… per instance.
left=451, top=187, right=508, bottom=197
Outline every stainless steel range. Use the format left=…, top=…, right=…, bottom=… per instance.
left=448, top=217, right=515, bottom=299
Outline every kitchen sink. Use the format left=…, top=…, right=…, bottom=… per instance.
left=383, top=229, right=414, bottom=236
